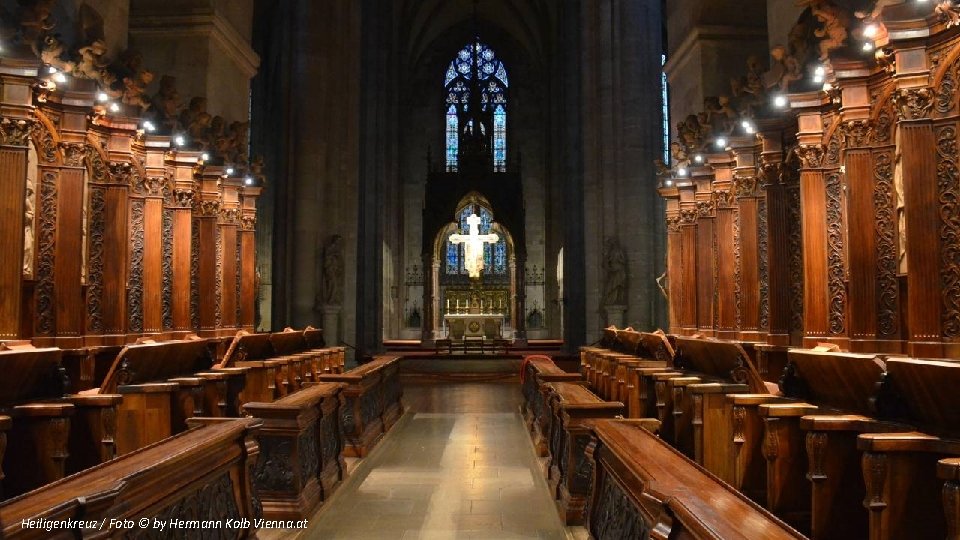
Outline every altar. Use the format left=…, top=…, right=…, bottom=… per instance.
left=443, top=313, right=506, bottom=338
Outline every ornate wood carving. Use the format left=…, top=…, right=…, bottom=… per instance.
left=806, top=431, right=828, bottom=482
left=128, top=200, right=145, bottom=333
left=298, top=423, right=319, bottom=487
left=215, top=228, right=222, bottom=327
left=0, top=118, right=35, bottom=146
left=36, top=171, right=58, bottom=335
left=236, top=232, right=242, bottom=324
left=842, top=120, right=874, bottom=148
left=788, top=186, right=804, bottom=333
left=190, top=218, right=200, bottom=330
left=733, top=206, right=743, bottom=329
left=758, top=197, right=769, bottom=330
left=590, top=472, right=651, bottom=540
left=874, top=151, right=900, bottom=336
left=862, top=452, right=889, bottom=512
left=87, top=188, right=105, bottom=333
left=162, top=209, right=173, bottom=330
left=797, top=144, right=825, bottom=169
left=131, top=473, right=241, bottom=540
left=893, top=87, right=934, bottom=121
left=938, top=125, right=960, bottom=337
left=825, top=172, right=846, bottom=335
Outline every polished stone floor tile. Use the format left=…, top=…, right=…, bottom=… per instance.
left=302, top=383, right=569, bottom=540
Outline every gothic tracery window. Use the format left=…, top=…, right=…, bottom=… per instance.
left=444, top=41, right=508, bottom=172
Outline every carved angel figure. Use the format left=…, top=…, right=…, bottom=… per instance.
left=801, top=1, right=849, bottom=61
left=23, top=181, right=34, bottom=276
left=151, top=75, right=181, bottom=130
left=938, top=1, right=960, bottom=28
left=74, top=39, right=110, bottom=80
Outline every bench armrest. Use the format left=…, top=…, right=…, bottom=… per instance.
left=758, top=402, right=818, bottom=418
left=799, top=414, right=909, bottom=432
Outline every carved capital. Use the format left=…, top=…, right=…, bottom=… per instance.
left=797, top=144, right=825, bottom=169
left=695, top=200, right=714, bottom=218
left=758, top=161, right=783, bottom=187
left=893, top=87, right=934, bottom=121
left=734, top=172, right=760, bottom=198
left=241, top=215, right=257, bottom=231
left=713, top=189, right=734, bottom=208
left=142, top=175, right=168, bottom=197
left=220, top=207, right=241, bottom=225
left=61, top=142, right=86, bottom=167
left=108, top=162, right=134, bottom=186
left=195, top=200, right=221, bottom=217
left=0, top=118, right=35, bottom=146
left=841, top=119, right=874, bottom=148
left=679, top=208, right=698, bottom=224
left=666, top=215, right=681, bottom=233
left=171, top=189, right=194, bottom=208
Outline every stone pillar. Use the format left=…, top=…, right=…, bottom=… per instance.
left=0, top=57, right=38, bottom=340
left=239, top=184, right=261, bottom=332
left=421, top=255, right=437, bottom=344
left=323, top=305, right=341, bottom=346
left=710, top=152, right=737, bottom=340
left=165, top=149, right=202, bottom=338
left=193, top=166, right=223, bottom=337
left=514, top=253, right=527, bottom=343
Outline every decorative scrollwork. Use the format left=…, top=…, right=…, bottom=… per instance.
left=130, top=474, right=240, bottom=540
left=171, top=188, right=194, bottom=208
left=788, top=186, right=804, bottom=332
left=862, top=452, right=889, bottom=511
left=874, top=92, right=896, bottom=144
left=806, top=432, right=828, bottom=482
left=241, top=215, right=257, bottom=231
left=190, top=218, right=200, bottom=330
left=215, top=228, right=223, bottom=327
left=36, top=171, right=57, bottom=335
left=589, top=470, right=651, bottom=540
left=196, top=199, right=221, bottom=217
left=893, top=87, right=934, bottom=121
left=30, top=120, right=57, bottom=164
left=734, top=208, right=742, bottom=329
left=874, top=151, right=899, bottom=336
left=713, top=189, right=733, bottom=208
left=162, top=210, right=174, bottom=330
left=220, top=208, right=241, bottom=225
left=759, top=161, right=783, bottom=187
left=666, top=215, right=681, bottom=233
left=797, top=144, right=825, bottom=169
left=842, top=120, right=873, bottom=148
left=128, top=201, right=145, bottom=333
left=825, top=172, right=846, bottom=335
left=696, top=200, right=714, bottom=218
left=679, top=208, right=698, bottom=224
left=825, top=127, right=843, bottom=167
left=734, top=173, right=759, bottom=198
left=108, top=162, right=133, bottom=186
left=87, top=189, right=106, bottom=333
left=0, top=118, right=34, bottom=146
left=236, top=232, right=242, bottom=324
left=937, top=126, right=960, bottom=337
left=759, top=197, right=769, bottom=330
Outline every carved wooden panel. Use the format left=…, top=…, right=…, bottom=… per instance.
left=0, top=147, right=26, bottom=339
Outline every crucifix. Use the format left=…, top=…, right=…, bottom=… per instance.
left=450, top=213, right=499, bottom=278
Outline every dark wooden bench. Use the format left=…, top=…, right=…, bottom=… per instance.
left=520, top=355, right=582, bottom=456
left=759, top=348, right=904, bottom=537
left=243, top=382, right=345, bottom=520
left=585, top=419, right=806, bottom=540
left=1, top=417, right=262, bottom=539
left=219, top=331, right=288, bottom=404
left=318, top=356, right=403, bottom=457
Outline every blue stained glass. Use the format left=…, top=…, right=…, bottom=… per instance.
left=493, top=105, right=506, bottom=171
left=446, top=241, right=459, bottom=274
left=446, top=105, right=459, bottom=171
left=483, top=243, right=493, bottom=274
left=494, top=240, right=506, bottom=273
left=479, top=208, right=492, bottom=233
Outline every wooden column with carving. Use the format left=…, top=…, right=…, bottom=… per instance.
left=165, top=150, right=200, bottom=338
left=85, top=115, right=137, bottom=346
left=218, top=177, right=242, bottom=335
left=759, top=124, right=803, bottom=347
left=731, top=136, right=765, bottom=342
left=0, top=58, right=39, bottom=341
left=137, top=135, right=171, bottom=338
left=796, top=103, right=849, bottom=349
left=193, top=166, right=222, bottom=337
left=659, top=185, right=682, bottom=333
left=902, top=45, right=954, bottom=357
left=677, top=181, right=698, bottom=336
left=711, top=154, right=737, bottom=340
left=239, top=183, right=261, bottom=331
left=692, top=167, right=716, bottom=337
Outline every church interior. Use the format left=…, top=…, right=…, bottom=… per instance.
left=2, top=0, right=960, bottom=538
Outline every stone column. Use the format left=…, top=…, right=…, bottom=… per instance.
left=165, top=149, right=202, bottom=338
left=421, top=253, right=436, bottom=344
left=514, top=254, right=527, bottom=344
left=0, top=57, right=38, bottom=340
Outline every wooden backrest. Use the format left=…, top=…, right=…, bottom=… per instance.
left=0, top=347, right=66, bottom=408
left=674, top=336, right=766, bottom=393
left=639, top=331, right=675, bottom=364
left=99, top=339, right=214, bottom=394
left=617, top=329, right=641, bottom=356
left=600, top=326, right=619, bottom=349
left=304, top=326, right=325, bottom=348
left=588, top=419, right=806, bottom=539
left=270, top=329, right=308, bottom=356
left=883, top=359, right=960, bottom=437
left=221, top=331, right=275, bottom=367
left=781, top=349, right=886, bottom=414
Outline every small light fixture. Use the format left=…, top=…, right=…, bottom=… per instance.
left=813, top=65, right=825, bottom=83
left=97, top=92, right=109, bottom=102
left=863, top=24, right=879, bottom=38
left=47, top=66, right=58, bottom=74
left=109, top=102, right=120, bottom=113
left=694, top=154, right=703, bottom=163
left=862, top=42, right=875, bottom=52
left=201, top=152, right=210, bottom=161
left=174, top=134, right=185, bottom=146
left=664, top=179, right=674, bottom=187
left=226, top=167, right=235, bottom=175
left=715, top=137, right=727, bottom=149
left=244, top=177, right=254, bottom=186
left=52, top=71, right=66, bottom=84
left=677, top=167, right=688, bottom=177
left=773, top=94, right=788, bottom=108
left=142, top=120, right=156, bottom=132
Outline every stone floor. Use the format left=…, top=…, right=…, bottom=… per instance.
left=300, top=382, right=573, bottom=539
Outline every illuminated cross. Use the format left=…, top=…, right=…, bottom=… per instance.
left=450, top=214, right=499, bottom=278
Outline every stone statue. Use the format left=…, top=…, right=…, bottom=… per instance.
left=602, top=237, right=627, bottom=306
left=23, top=179, right=34, bottom=276
left=321, top=234, right=344, bottom=305
left=151, top=75, right=181, bottom=130
left=73, top=39, right=110, bottom=80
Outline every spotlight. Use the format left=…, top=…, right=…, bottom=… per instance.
left=201, top=152, right=210, bottom=161
left=823, top=82, right=834, bottom=92
left=773, top=94, right=788, bottom=108
left=174, top=135, right=185, bottom=146
left=677, top=168, right=688, bottom=177
left=52, top=72, right=66, bottom=84
left=47, top=66, right=57, bottom=74
left=244, top=177, right=254, bottom=186
left=664, top=179, right=674, bottom=187
left=864, top=24, right=879, bottom=38
left=813, top=65, right=826, bottom=83
left=97, top=92, right=109, bottom=102
left=862, top=42, right=875, bottom=52
left=226, top=167, right=235, bottom=175
left=715, top=137, right=727, bottom=149
left=694, top=154, right=704, bottom=163
left=142, top=120, right=156, bottom=132
left=109, top=102, right=120, bottom=113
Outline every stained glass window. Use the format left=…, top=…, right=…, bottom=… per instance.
left=662, top=54, right=670, bottom=164
left=446, top=241, right=459, bottom=274
left=444, top=41, right=508, bottom=172
left=446, top=105, right=459, bottom=172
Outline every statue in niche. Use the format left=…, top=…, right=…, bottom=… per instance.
left=151, top=75, right=181, bottom=130
left=23, top=179, right=34, bottom=276
left=602, top=237, right=627, bottom=306
left=321, top=234, right=344, bottom=305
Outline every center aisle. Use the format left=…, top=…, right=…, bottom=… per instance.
left=304, top=382, right=569, bottom=539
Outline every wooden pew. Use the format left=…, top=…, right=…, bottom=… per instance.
left=521, top=356, right=582, bottom=456
left=0, top=346, right=121, bottom=499
left=759, top=349, right=904, bottom=537
left=855, top=359, right=960, bottom=540
left=218, top=331, right=288, bottom=404
left=86, top=339, right=224, bottom=455
left=542, top=382, right=624, bottom=525
left=584, top=419, right=806, bottom=540
left=1, top=418, right=262, bottom=539
left=242, top=382, right=345, bottom=520
left=672, top=336, right=779, bottom=503
left=271, top=329, right=314, bottom=391
left=318, top=356, right=402, bottom=457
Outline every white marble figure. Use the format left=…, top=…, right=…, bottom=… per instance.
left=449, top=214, right=499, bottom=278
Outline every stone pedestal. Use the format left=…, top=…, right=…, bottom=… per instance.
left=604, top=305, right=627, bottom=328
left=323, top=305, right=341, bottom=346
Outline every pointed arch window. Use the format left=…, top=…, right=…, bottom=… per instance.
left=444, top=41, right=508, bottom=172
left=446, top=105, right=459, bottom=171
